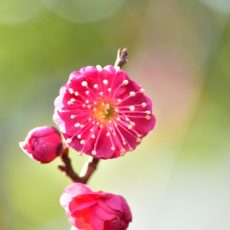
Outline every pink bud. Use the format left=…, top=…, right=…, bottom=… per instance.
left=19, top=126, right=63, bottom=163
left=60, top=183, right=132, bottom=230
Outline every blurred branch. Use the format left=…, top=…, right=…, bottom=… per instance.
left=114, top=48, right=128, bottom=68
left=58, top=148, right=99, bottom=184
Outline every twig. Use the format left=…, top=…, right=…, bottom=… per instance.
left=58, top=148, right=100, bottom=184
left=80, top=157, right=100, bottom=184
left=58, top=148, right=81, bottom=182
left=114, top=48, right=128, bottom=68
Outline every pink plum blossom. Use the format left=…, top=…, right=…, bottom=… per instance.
left=54, top=65, right=156, bottom=159
left=19, top=126, right=63, bottom=163
left=60, top=183, right=132, bottom=230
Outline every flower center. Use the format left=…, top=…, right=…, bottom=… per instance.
left=93, top=100, right=115, bottom=122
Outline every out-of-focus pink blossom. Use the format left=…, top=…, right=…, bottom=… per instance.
left=60, top=183, right=132, bottom=230
left=54, top=65, right=156, bottom=159
left=19, top=126, right=63, bottom=163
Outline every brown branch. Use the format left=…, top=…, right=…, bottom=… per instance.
left=58, top=148, right=81, bottom=182
left=80, top=157, right=100, bottom=184
left=58, top=148, right=100, bottom=184
left=114, top=48, right=128, bottom=68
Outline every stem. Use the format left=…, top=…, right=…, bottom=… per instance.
left=114, top=48, right=128, bottom=68
left=80, top=157, right=100, bottom=184
left=58, top=148, right=81, bottom=182
left=58, top=148, right=100, bottom=184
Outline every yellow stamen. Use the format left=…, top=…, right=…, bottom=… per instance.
left=93, top=100, right=115, bottom=123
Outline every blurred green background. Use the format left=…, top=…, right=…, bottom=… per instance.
left=0, top=0, right=230, bottom=229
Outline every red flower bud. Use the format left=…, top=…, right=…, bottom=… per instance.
left=60, top=183, right=132, bottom=230
left=19, top=126, right=63, bottom=163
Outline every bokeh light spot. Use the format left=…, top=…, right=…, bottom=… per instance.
left=42, top=0, right=127, bottom=23
left=0, top=0, right=42, bottom=24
